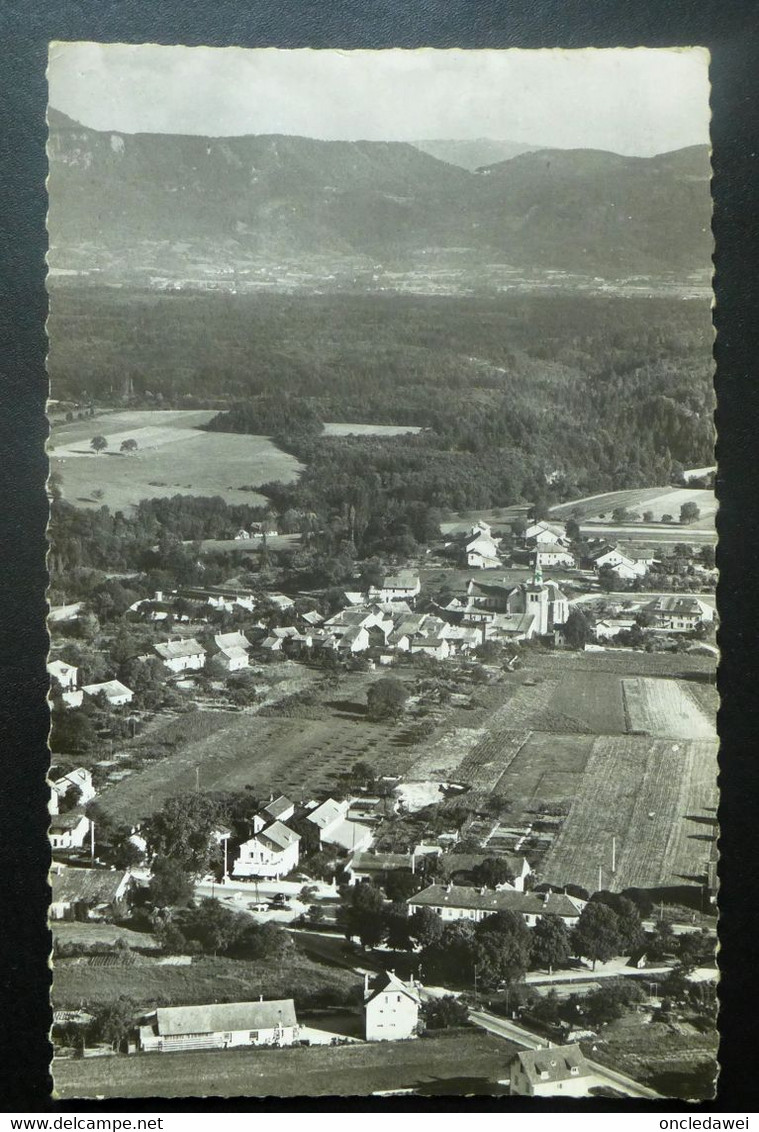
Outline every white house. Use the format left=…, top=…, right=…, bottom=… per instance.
left=510, top=1046, right=605, bottom=1098
left=368, top=571, right=421, bottom=604
left=137, top=999, right=299, bottom=1054
left=524, top=521, right=569, bottom=546
left=407, top=884, right=585, bottom=928
left=234, top=529, right=251, bottom=540
left=534, top=544, right=576, bottom=568
left=49, top=811, right=92, bottom=851
left=587, top=544, right=648, bottom=580
left=82, top=679, right=134, bottom=707
left=48, top=659, right=78, bottom=692
left=232, top=817, right=300, bottom=879
left=305, top=798, right=373, bottom=853
left=263, top=795, right=296, bottom=823
left=154, top=638, right=206, bottom=673
left=212, top=630, right=251, bottom=671
left=364, top=972, right=420, bottom=1042
left=643, top=595, right=714, bottom=632
left=49, top=767, right=96, bottom=815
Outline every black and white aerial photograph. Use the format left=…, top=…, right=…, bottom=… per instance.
left=45, top=44, right=717, bottom=1101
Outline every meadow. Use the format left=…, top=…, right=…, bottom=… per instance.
left=49, top=409, right=302, bottom=512
left=53, top=1029, right=515, bottom=1099
left=550, top=486, right=716, bottom=529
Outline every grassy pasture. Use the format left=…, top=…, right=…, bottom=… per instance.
left=54, top=1029, right=515, bottom=1099
left=550, top=486, right=715, bottom=528
left=53, top=953, right=357, bottom=1013
left=622, top=678, right=716, bottom=739
left=49, top=409, right=301, bottom=512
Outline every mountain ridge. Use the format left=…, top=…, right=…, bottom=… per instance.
left=46, top=111, right=712, bottom=278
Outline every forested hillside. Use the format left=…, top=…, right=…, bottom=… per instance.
left=48, top=287, right=714, bottom=527
left=47, top=111, right=711, bottom=275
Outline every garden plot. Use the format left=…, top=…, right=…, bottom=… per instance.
left=457, top=729, right=532, bottom=792
left=622, top=678, right=716, bottom=739
left=406, top=726, right=487, bottom=780
left=492, top=732, right=596, bottom=806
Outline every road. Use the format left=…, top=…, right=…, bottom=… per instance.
left=469, top=1008, right=663, bottom=1099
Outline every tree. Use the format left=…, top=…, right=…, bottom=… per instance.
left=643, top=510, right=654, bottom=523
left=148, top=856, right=194, bottom=908
left=366, top=676, right=408, bottom=721
left=680, top=501, right=701, bottom=524
left=91, top=997, right=136, bottom=1051
left=661, top=513, right=674, bottom=523
left=339, top=882, right=386, bottom=949
left=143, top=793, right=222, bottom=877
left=474, top=911, right=532, bottom=987
left=350, top=760, right=376, bottom=789
left=590, top=892, right=645, bottom=953
left=120, top=438, right=139, bottom=454
left=598, top=568, right=623, bottom=597
left=408, top=906, right=444, bottom=950
left=180, top=898, right=245, bottom=956
left=571, top=902, right=623, bottom=970
left=470, top=857, right=516, bottom=889
left=90, top=435, right=108, bottom=455
left=584, top=981, right=644, bottom=1026
left=531, top=914, right=571, bottom=974
left=422, top=996, right=469, bottom=1030
left=384, top=869, right=422, bottom=903
left=565, top=519, right=581, bottom=542
left=563, top=607, right=593, bottom=650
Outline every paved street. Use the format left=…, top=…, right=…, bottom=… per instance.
left=469, top=1008, right=663, bottom=1099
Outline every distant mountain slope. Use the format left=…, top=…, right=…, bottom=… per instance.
left=47, top=111, right=712, bottom=277
left=412, top=138, right=538, bottom=170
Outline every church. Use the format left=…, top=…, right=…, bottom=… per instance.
left=504, top=556, right=569, bottom=637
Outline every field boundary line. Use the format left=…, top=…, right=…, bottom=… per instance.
left=490, top=729, right=534, bottom=794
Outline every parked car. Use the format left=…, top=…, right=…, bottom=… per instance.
left=271, top=893, right=290, bottom=906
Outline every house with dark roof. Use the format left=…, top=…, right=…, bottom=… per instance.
left=49, top=865, right=132, bottom=920
left=642, top=595, right=714, bottom=632
left=407, top=884, right=584, bottom=927
left=137, top=999, right=299, bottom=1053
left=153, top=638, right=206, bottom=673
left=364, top=972, right=420, bottom=1042
left=49, top=812, right=92, bottom=852
left=510, top=1045, right=604, bottom=1097
left=368, top=571, right=421, bottom=604
left=263, top=795, right=296, bottom=823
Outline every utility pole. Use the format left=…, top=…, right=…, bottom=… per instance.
left=611, top=836, right=616, bottom=875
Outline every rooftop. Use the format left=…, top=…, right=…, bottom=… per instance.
left=515, top=1044, right=591, bottom=1085
left=154, top=638, right=206, bottom=660
left=154, top=999, right=297, bottom=1036
left=408, top=884, right=583, bottom=919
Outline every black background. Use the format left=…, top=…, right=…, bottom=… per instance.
left=1, top=0, right=758, bottom=1113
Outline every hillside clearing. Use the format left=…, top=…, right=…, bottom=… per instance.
left=49, top=410, right=301, bottom=512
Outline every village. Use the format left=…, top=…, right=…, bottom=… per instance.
left=49, top=500, right=718, bottom=1100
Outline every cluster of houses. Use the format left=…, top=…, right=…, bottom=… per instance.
left=406, top=883, right=586, bottom=929
left=48, top=660, right=134, bottom=709
left=231, top=793, right=374, bottom=879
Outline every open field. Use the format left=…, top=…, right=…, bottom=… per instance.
left=54, top=1029, right=515, bottom=1099
left=52, top=922, right=161, bottom=952
left=622, top=678, right=716, bottom=739
left=550, top=486, right=715, bottom=530
left=53, top=953, right=358, bottom=1013
left=97, top=671, right=418, bottom=824
left=49, top=409, right=301, bottom=512
left=540, top=736, right=718, bottom=892
left=323, top=422, right=422, bottom=437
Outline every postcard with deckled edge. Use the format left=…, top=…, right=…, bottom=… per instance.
left=45, top=44, right=717, bottom=1100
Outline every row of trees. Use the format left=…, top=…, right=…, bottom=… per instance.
left=338, top=882, right=646, bottom=986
